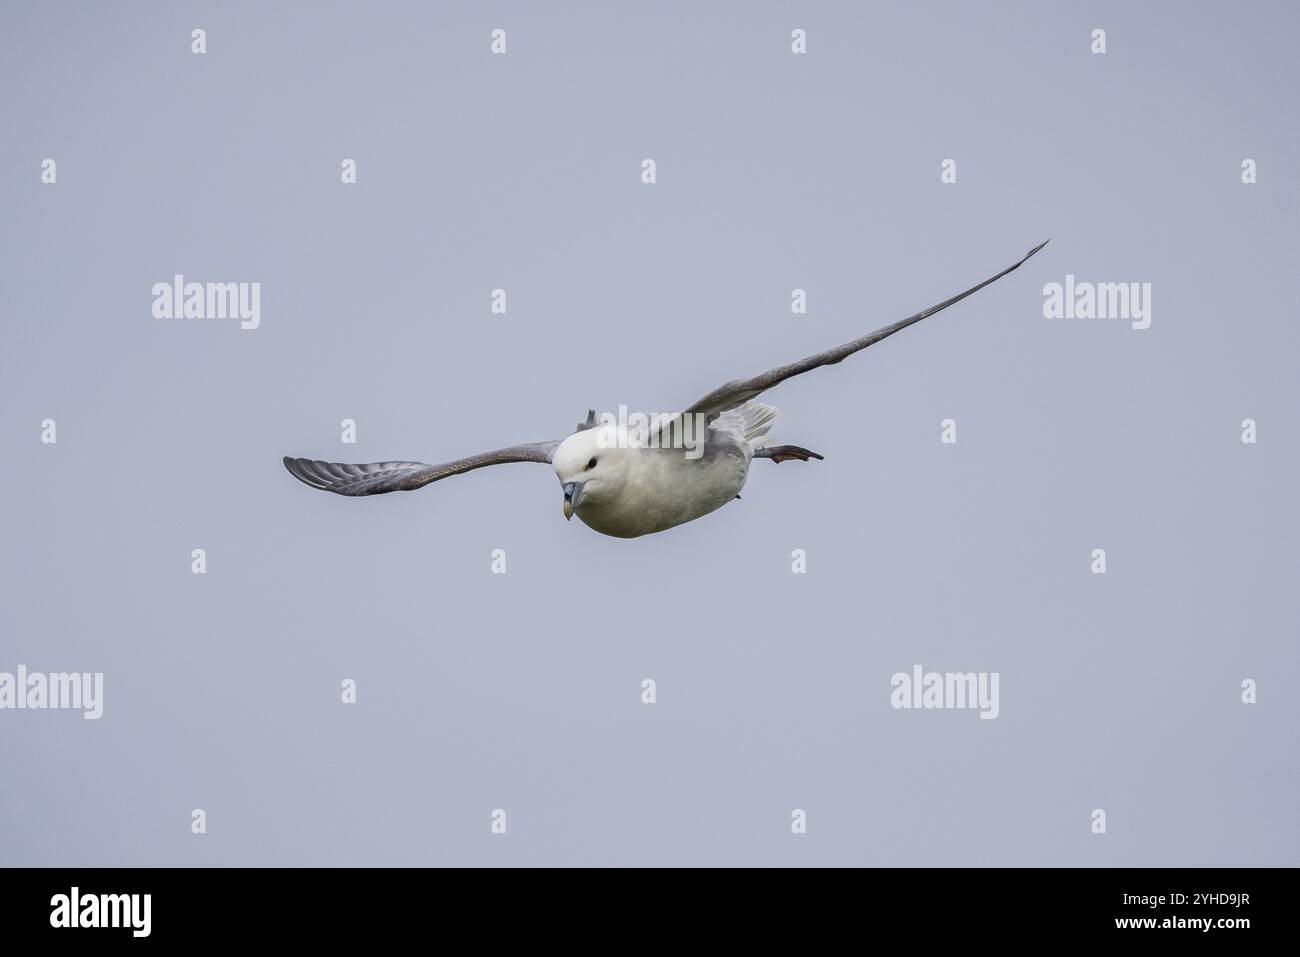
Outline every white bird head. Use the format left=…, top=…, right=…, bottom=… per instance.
left=552, top=424, right=634, bottom=521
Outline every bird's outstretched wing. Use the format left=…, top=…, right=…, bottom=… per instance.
left=283, top=440, right=560, bottom=496
left=679, top=240, right=1048, bottom=420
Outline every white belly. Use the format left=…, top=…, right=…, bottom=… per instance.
left=577, top=443, right=750, bottom=538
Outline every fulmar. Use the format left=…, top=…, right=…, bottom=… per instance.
left=284, top=241, right=1047, bottom=538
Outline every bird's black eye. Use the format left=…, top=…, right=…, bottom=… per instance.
left=586, top=457, right=598, bottom=470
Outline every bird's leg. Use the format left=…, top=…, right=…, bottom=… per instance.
left=754, top=445, right=824, bottom=464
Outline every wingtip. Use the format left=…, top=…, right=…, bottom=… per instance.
left=1026, top=238, right=1050, bottom=259
left=283, top=456, right=334, bottom=491
left=283, top=455, right=316, bottom=484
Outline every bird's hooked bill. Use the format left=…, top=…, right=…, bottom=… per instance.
left=562, top=481, right=584, bottom=520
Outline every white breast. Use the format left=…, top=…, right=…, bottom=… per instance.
left=578, top=440, right=750, bottom=538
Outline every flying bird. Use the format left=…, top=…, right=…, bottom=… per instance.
left=284, top=241, right=1047, bottom=538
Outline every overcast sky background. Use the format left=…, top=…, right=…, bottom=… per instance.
left=1, top=0, right=1296, bottom=866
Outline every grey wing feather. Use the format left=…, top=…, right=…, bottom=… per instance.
left=283, top=440, right=560, bottom=497
left=682, top=240, right=1049, bottom=418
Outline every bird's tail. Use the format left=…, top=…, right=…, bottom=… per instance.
left=734, top=400, right=780, bottom=446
